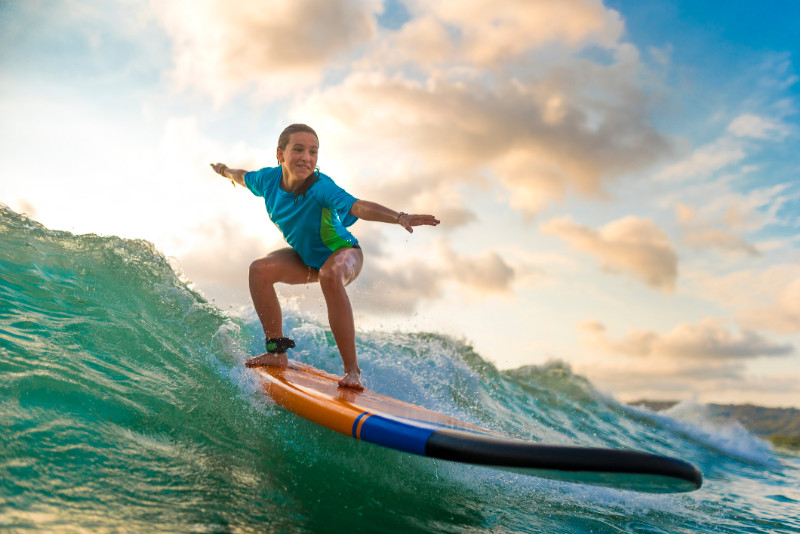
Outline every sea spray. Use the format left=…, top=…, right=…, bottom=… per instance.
left=2, top=205, right=799, bottom=533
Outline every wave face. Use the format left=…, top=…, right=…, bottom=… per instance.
left=2, top=205, right=799, bottom=533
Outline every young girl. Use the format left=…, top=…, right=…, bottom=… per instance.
left=211, top=124, right=440, bottom=390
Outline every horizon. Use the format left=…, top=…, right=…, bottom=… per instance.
left=1, top=0, right=799, bottom=408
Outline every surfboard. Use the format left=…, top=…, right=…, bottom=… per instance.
left=255, top=361, right=703, bottom=493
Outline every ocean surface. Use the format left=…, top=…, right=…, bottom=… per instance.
left=1, top=204, right=799, bottom=533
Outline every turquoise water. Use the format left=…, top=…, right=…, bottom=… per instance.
left=1, top=204, right=799, bottom=533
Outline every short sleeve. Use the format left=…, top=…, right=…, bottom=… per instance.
left=244, top=167, right=279, bottom=197
left=315, top=175, right=359, bottom=226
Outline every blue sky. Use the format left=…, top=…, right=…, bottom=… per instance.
left=2, top=0, right=798, bottom=407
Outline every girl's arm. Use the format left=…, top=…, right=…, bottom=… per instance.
left=210, top=163, right=248, bottom=187
left=349, top=200, right=440, bottom=234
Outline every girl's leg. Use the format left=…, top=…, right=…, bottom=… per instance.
left=246, top=248, right=318, bottom=367
left=317, top=247, right=364, bottom=388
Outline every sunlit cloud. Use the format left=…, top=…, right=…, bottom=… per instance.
left=149, top=0, right=673, bottom=220
left=404, top=0, right=625, bottom=64
left=175, top=216, right=279, bottom=306
left=349, top=232, right=517, bottom=314
left=683, top=265, right=800, bottom=336
left=656, top=137, right=746, bottom=183
left=299, top=69, right=670, bottom=216
left=706, top=266, right=800, bottom=336
left=541, top=216, right=678, bottom=291
left=739, top=275, right=800, bottom=335
left=438, top=241, right=516, bottom=295
left=579, top=318, right=794, bottom=360
left=675, top=203, right=759, bottom=256
left=283, top=0, right=670, bottom=217
left=575, top=356, right=800, bottom=405
left=152, top=0, right=381, bottom=103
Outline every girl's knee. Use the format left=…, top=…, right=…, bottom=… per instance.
left=317, top=264, right=344, bottom=289
left=250, top=257, right=277, bottom=282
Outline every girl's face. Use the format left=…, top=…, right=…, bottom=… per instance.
left=278, top=132, right=318, bottom=179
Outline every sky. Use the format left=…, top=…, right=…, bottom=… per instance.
left=1, top=0, right=799, bottom=408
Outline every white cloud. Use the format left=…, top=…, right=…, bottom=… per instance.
left=575, top=356, right=800, bottom=406
left=727, top=113, right=790, bottom=140
left=172, top=214, right=284, bottom=306
left=273, top=227, right=517, bottom=316
left=657, top=113, right=791, bottom=184
left=674, top=203, right=759, bottom=256
left=439, top=241, right=516, bottom=295
left=405, top=0, right=625, bottom=65
left=147, top=0, right=671, bottom=226
left=540, top=216, right=678, bottom=291
left=579, top=318, right=794, bottom=360
left=656, top=137, right=746, bottom=182
left=152, top=0, right=381, bottom=103
left=740, top=275, right=800, bottom=335
left=276, top=0, right=670, bottom=218
left=684, top=265, right=800, bottom=335
left=299, top=67, right=670, bottom=216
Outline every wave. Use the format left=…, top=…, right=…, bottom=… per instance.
left=1, top=205, right=798, bottom=533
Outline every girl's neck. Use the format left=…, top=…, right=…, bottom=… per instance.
left=281, top=167, right=305, bottom=193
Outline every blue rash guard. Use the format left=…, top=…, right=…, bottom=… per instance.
left=244, top=166, right=360, bottom=270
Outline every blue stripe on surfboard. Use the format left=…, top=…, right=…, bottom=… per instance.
left=357, top=413, right=437, bottom=456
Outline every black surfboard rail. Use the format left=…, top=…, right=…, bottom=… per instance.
left=426, top=428, right=703, bottom=493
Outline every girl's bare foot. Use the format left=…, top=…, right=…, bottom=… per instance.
left=338, top=369, right=364, bottom=391
left=245, top=352, right=289, bottom=368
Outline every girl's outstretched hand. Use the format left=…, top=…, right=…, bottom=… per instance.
left=210, top=162, right=228, bottom=176
left=398, top=213, right=440, bottom=233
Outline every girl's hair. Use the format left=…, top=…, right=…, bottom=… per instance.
left=277, top=123, right=318, bottom=151
left=277, top=123, right=320, bottom=199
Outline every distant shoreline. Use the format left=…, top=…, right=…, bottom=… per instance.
left=629, top=400, right=800, bottom=450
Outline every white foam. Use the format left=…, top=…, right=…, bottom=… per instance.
left=634, top=400, right=776, bottom=465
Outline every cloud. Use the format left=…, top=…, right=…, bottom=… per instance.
left=350, top=166, right=480, bottom=231
left=175, top=215, right=282, bottom=306
left=287, top=0, right=669, bottom=217
left=540, top=216, right=678, bottom=291
left=404, top=0, right=625, bottom=65
left=159, top=115, right=269, bottom=174
left=574, top=356, right=800, bottom=405
left=739, top=272, right=800, bottom=334
left=153, top=0, right=380, bottom=102
left=300, top=68, right=670, bottom=216
left=579, top=318, right=794, bottom=360
left=722, top=267, right=800, bottom=335
left=656, top=137, right=746, bottom=182
left=674, top=203, right=759, bottom=256
left=656, top=113, right=791, bottom=183
left=665, top=179, right=793, bottom=258
left=354, top=232, right=517, bottom=313
left=439, top=241, right=516, bottom=295
left=727, top=113, right=790, bottom=140
left=350, top=259, right=445, bottom=315
left=275, top=226, right=517, bottom=315
left=739, top=274, right=800, bottom=335
left=684, top=265, right=800, bottom=335
left=154, top=0, right=670, bottom=218
left=578, top=354, right=746, bottom=384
